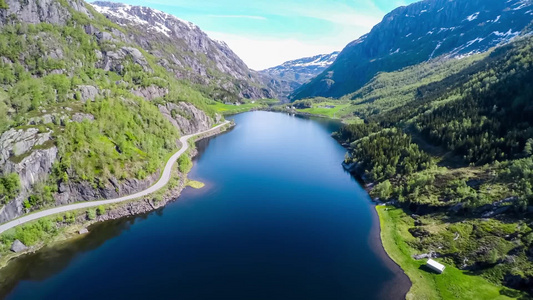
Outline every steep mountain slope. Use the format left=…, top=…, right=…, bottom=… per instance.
left=335, top=35, right=533, bottom=296
left=259, top=52, right=338, bottom=102
left=0, top=0, right=245, bottom=224
left=293, top=0, right=533, bottom=100
left=91, top=1, right=272, bottom=102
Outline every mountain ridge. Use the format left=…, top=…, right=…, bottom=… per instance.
left=292, top=0, right=533, bottom=100
left=259, top=51, right=339, bottom=102
left=91, top=1, right=273, bottom=101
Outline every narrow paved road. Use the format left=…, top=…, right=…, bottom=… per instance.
left=0, top=121, right=230, bottom=235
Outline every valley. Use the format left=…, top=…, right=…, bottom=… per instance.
left=0, top=0, right=532, bottom=299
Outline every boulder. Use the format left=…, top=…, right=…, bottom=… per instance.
left=78, top=228, right=89, bottom=235
left=77, top=85, right=99, bottom=102
left=10, top=240, right=28, bottom=253
left=413, top=252, right=436, bottom=260
left=72, top=113, right=95, bottom=123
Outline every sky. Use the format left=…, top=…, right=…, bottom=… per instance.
left=95, top=0, right=418, bottom=70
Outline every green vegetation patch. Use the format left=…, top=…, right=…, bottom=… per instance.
left=187, top=180, right=205, bottom=189
left=377, top=206, right=522, bottom=300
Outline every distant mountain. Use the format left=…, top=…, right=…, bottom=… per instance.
left=91, top=1, right=273, bottom=101
left=259, top=52, right=338, bottom=102
left=292, top=0, right=533, bottom=100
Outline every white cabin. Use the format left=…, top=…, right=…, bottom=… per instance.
left=427, top=259, right=445, bottom=274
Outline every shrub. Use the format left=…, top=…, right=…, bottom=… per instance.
left=86, top=209, right=97, bottom=220
left=96, top=205, right=106, bottom=216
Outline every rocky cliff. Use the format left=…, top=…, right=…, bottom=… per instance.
left=91, top=1, right=273, bottom=101
left=0, top=0, right=92, bottom=25
left=293, top=0, right=533, bottom=99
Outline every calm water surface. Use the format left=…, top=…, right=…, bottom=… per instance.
left=1, top=111, right=403, bottom=299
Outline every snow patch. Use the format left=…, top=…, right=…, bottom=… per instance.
left=465, top=12, right=479, bottom=22
left=429, top=42, right=442, bottom=59
left=91, top=2, right=199, bottom=38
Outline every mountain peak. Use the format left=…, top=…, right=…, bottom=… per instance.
left=259, top=51, right=339, bottom=102
left=91, top=1, right=273, bottom=100
left=292, top=0, right=533, bottom=100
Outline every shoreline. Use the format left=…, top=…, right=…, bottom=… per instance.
left=369, top=205, right=412, bottom=300
left=0, top=122, right=233, bottom=273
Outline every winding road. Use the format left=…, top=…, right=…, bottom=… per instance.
left=0, top=121, right=230, bottom=235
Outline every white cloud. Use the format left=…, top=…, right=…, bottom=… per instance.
left=207, top=31, right=339, bottom=70
left=289, top=6, right=382, bottom=29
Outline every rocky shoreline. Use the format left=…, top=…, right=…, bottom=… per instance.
left=0, top=122, right=233, bottom=270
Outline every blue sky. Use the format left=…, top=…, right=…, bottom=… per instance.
left=96, top=0, right=418, bottom=69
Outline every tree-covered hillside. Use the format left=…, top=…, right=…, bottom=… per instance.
left=0, top=0, right=244, bottom=223
left=335, top=35, right=533, bottom=296
left=293, top=0, right=532, bottom=100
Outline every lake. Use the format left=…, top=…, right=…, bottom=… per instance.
left=1, top=111, right=407, bottom=300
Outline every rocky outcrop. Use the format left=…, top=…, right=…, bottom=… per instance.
left=0, top=128, right=52, bottom=161
left=28, top=113, right=69, bottom=126
left=132, top=85, right=168, bottom=101
left=54, top=171, right=160, bottom=206
left=3, top=147, right=58, bottom=193
left=72, top=113, right=94, bottom=123
left=0, top=128, right=58, bottom=223
left=10, top=240, right=28, bottom=253
left=158, top=102, right=214, bottom=135
left=77, top=85, right=99, bottom=102
left=96, top=47, right=151, bottom=74
left=0, top=0, right=92, bottom=26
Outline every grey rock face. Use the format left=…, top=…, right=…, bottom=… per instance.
left=72, top=113, right=95, bottom=123
left=0, top=0, right=92, bottom=26
left=0, top=128, right=52, bottom=163
left=90, top=1, right=273, bottom=100
left=293, top=0, right=533, bottom=99
left=132, top=85, right=168, bottom=101
left=158, top=102, right=214, bottom=135
left=3, top=147, right=58, bottom=192
left=0, top=128, right=58, bottom=223
left=10, top=240, right=28, bottom=253
left=77, top=85, right=99, bottom=102
left=54, top=172, right=160, bottom=206
left=97, top=46, right=151, bottom=74
left=28, top=113, right=69, bottom=126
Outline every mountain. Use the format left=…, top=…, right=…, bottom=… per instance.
left=335, top=34, right=533, bottom=297
left=0, top=0, right=261, bottom=223
left=91, top=1, right=273, bottom=102
left=259, top=52, right=339, bottom=102
left=292, top=0, right=533, bottom=100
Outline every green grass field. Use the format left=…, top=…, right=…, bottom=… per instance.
left=376, top=206, right=525, bottom=300
left=209, top=99, right=279, bottom=115
left=297, top=101, right=352, bottom=118
left=297, top=101, right=358, bottom=119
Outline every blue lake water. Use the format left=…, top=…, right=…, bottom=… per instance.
left=2, top=111, right=406, bottom=299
